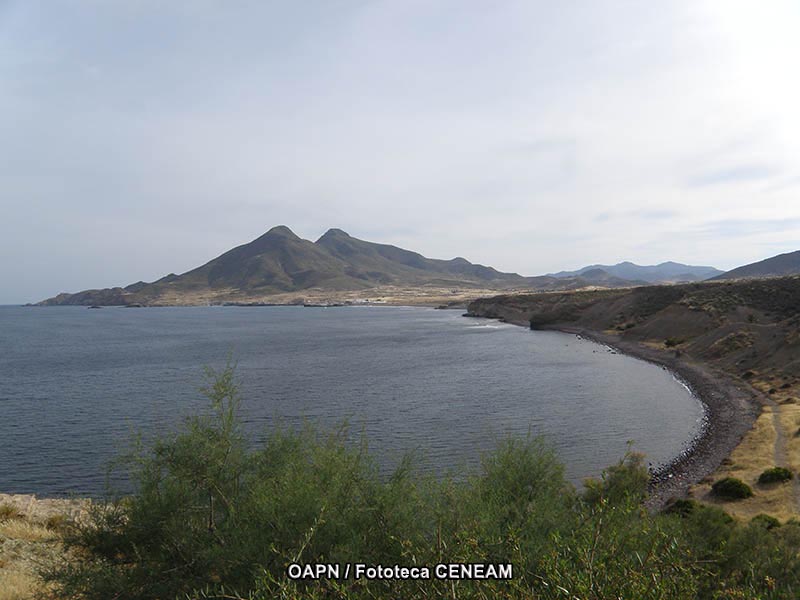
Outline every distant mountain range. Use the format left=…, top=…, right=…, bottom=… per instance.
left=711, top=250, right=800, bottom=281
left=40, top=226, right=656, bottom=306
left=550, top=261, right=724, bottom=283
left=46, top=226, right=799, bottom=307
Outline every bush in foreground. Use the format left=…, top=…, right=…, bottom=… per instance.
left=759, top=467, right=794, bottom=485
left=752, top=513, right=782, bottom=530
left=44, top=366, right=800, bottom=599
left=711, top=477, right=754, bottom=500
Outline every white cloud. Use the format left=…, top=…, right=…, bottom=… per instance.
left=2, top=0, right=800, bottom=302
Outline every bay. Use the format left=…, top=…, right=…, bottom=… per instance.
left=0, top=305, right=703, bottom=496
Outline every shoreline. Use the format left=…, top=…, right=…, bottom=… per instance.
left=564, top=327, right=762, bottom=508
left=469, top=314, right=763, bottom=508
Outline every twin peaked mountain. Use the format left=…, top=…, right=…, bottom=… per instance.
left=43, top=226, right=530, bottom=306
left=40, top=226, right=720, bottom=306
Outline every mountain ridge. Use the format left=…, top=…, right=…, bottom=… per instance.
left=711, top=250, right=800, bottom=281
left=550, top=261, right=723, bottom=283
left=38, top=226, right=673, bottom=306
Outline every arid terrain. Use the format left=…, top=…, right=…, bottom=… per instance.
left=0, top=494, right=88, bottom=600
left=40, top=284, right=523, bottom=310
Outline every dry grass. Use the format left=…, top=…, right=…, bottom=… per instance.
left=0, top=504, right=22, bottom=521
left=0, top=570, right=38, bottom=600
left=690, top=405, right=797, bottom=521
left=0, top=495, right=84, bottom=600
left=690, top=379, right=800, bottom=521
left=0, top=519, right=57, bottom=542
left=0, top=519, right=61, bottom=600
left=779, top=400, right=800, bottom=466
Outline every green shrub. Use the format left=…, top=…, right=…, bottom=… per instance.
left=583, top=446, right=650, bottom=506
left=664, top=337, right=684, bottom=347
left=758, top=466, right=794, bottom=484
left=711, top=477, right=754, bottom=500
left=664, top=498, right=698, bottom=517
left=752, top=513, right=782, bottom=530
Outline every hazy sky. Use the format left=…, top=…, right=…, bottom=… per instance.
left=2, top=1, right=800, bottom=303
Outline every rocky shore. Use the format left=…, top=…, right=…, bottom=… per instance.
left=562, top=328, right=761, bottom=508
left=463, top=310, right=763, bottom=508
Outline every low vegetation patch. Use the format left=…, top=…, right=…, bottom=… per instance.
left=711, top=477, right=754, bottom=500
left=41, top=366, right=800, bottom=599
left=752, top=514, right=782, bottom=530
left=0, top=506, right=66, bottom=600
left=759, top=467, right=794, bottom=484
left=0, top=570, right=38, bottom=600
left=0, top=503, right=21, bottom=522
left=664, top=498, right=699, bottom=517
left=707, top=331, right=755, bottom=358
left=0, top=519, right=56, bottom=542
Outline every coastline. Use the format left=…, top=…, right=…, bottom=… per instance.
left=33, top=283, right=497, bottom=309
left=467, top=313, right=763, bottom=508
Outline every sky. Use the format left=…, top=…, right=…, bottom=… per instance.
left=2, top=1, right=800, bottom=303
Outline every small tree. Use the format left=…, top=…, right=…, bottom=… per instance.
left=49, top=363, right=250, bottom=599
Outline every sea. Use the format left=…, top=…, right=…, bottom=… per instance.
left=0, top=305, right=704, bottom=497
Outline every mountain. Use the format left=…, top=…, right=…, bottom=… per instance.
left=38, top=226, right=657, bottom=306
left=573, top=268, right=647, bottom=287
left=37, top=226, right=526, bottom=306
left=712, top=250, right=800, bottom=281
left=550, top=261, right=723, bottom=283
left=168, top=226, right=356, bottom=292
left=313, top=228, right=525, bottom=286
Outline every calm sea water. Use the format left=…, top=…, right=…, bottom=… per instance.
left=0, top=305, right=703, bottom=496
